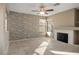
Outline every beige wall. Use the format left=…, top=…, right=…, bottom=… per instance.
left=0, top=4, right=9, bottom=54
left=8, top=11, right=46, bottom=40
left=48, top=9, right=75, bottom=27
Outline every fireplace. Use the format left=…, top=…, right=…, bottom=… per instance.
left=54, top=29, right=74, bottom=44
left=57, top=32, right=68, bottom=43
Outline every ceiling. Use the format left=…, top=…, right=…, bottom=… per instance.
left=7, top=3, right=79, bottom=16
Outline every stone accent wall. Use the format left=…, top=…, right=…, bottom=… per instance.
left=8, top=11, right=45, bottom=40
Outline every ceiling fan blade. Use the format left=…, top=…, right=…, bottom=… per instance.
left=46, top=9, right=54, bottom=11
left=45, top=12, right=48, bottom=14
left=32, top=10, right=40, bottom=12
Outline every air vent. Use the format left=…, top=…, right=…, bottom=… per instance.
left=53, top=3, right=60, bottom=6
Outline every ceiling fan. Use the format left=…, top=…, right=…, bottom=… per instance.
left=32, top=3, right=60, bottom=15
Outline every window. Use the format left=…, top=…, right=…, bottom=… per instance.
left=39, top=19, right=46, bottom=35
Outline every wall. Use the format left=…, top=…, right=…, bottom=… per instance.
left=0, top=4, right=9, bottom=54
left=48, top=8, right=79, bottom=45
left=48, top=9, right=75, bottom=27
left=8, top=11, right=45, bottom=40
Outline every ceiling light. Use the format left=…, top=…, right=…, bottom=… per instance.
left=40, top=11, right=45, bottom=15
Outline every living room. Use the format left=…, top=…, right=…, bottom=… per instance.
left=0, top=3, right=79, bottom=55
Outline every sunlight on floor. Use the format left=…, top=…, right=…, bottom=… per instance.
left=33, top=39, right=50, bottom=55
left=50, top=50, right=79, bottom=55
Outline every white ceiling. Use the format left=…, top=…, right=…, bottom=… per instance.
left=7, top=3, right=79, bottom=16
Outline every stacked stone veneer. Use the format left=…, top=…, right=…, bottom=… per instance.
left=8, top=11, right=45, bottom=40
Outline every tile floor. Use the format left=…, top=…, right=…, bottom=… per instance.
left=8, top=37, right=79, bottom=55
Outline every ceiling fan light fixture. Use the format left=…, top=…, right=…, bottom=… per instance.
left=40, top=11, right=45, bottom=15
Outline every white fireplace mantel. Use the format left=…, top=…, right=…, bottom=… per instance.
left=54, top=27, right=79, bottom=30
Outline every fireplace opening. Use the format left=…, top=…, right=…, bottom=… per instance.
left=57, top=32, right=68, bottom=43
